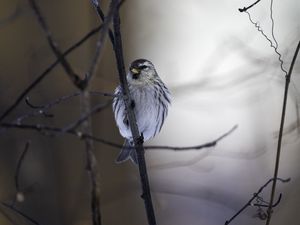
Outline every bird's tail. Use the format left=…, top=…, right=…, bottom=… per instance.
left=115, top=139, right=138, bottom=164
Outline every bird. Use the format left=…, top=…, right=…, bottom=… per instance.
left=112, top=59, right=171, bottom=164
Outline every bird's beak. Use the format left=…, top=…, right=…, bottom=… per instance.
left=130, top=67, right=140, bottom=74
left=130, top=67, right=140, bottom=79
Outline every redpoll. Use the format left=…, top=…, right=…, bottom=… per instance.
left=113, top=59, right=171, bottom=164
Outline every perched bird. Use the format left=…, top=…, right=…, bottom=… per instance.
left=113, top=59, right=171, bottom=164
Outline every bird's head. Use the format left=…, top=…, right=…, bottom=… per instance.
left=127, top=59, right=157, bottom=84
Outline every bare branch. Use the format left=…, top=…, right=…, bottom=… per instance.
left=145, top=125, right=238, bottom=150
left=112, top=3, right=157, bottom=225
left=265, top=41, right=300, bottom=225
left=238, top=0, right=261, bottom=12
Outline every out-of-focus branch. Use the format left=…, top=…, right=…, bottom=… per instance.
left=0, top=24, right=104, bottom=122
left=14, top=141, right=31, bottom=195
left=0, top=4, right=22, bottom=28
left=85, top=0, right=118, bottom=86
left=81, top=1, right=119, bottom=224
left=27, top=0, right=84, bottom=89
left=265, top=41, right=300, bottom=225
left=80, top=92, right=102, bottom=225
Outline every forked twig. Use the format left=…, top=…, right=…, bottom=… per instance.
left=28, top=0, right=83, bottom=89
left=0, top=25, right=104, bottom=122
left=225, top=177, right=290, bottom=225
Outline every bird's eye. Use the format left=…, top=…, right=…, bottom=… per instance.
left=139, top=65, right=148, bottom=70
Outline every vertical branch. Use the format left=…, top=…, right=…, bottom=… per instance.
left=81, top=1, right=118, bottom=225
left=265, top=41, right=300, bottom=225
left=112, top=4, right=157, bottom=225
left=80, top=91, right=102, bottom=225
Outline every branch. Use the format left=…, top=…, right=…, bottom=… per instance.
left=81, top=1, right=119, bottom=224
left=238, top=0, right=261, bottom=12
left=0, top=122, right=237, bottom=152
left=81, top=92, right=102, bottom=225
left=27, top=0, right=83, bottom=89
left=225, top=177, right=290, bottom=225
left=90, top=0, right=115, bottom=49
left=85, top=0, right=118, bottom=86
left=145, top=125, right=238, bottom=150
left=1, top=202, right=42, bottom=225
left=112, top=4, right=157, bottom=225
left=265, top=41, right=300, bottom=225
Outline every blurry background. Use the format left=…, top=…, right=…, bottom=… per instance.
left=0, top=0, right=299, bottom=225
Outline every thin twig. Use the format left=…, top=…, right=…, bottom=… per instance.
left=15, top=141, right=31, bottom=192
left=112, top=4, right=157, bottom=225
left=225, top=177, right=290, bottom=225
left=145, top=125, right=238, bottom=150
left=265, top=41, right=300, bottom=225
left=245, top=12, right=287, bottom=76
left=268, top=0, right=288, bottom=75
left=238, top=0, right=261, bottom=12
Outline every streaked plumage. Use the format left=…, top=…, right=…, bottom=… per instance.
left=113, top=59, right=171, bottom=164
